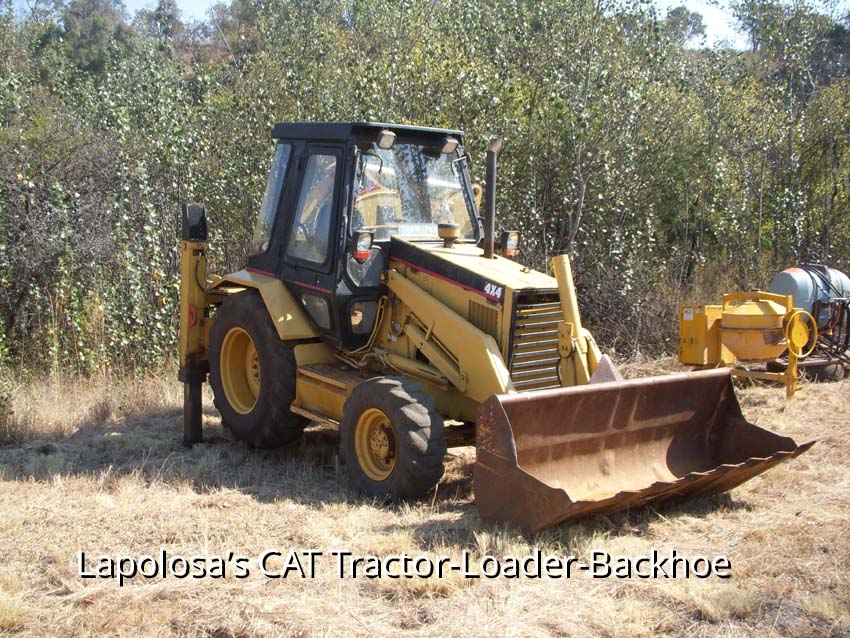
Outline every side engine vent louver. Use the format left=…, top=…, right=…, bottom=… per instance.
left=508, top=291, right=563, bottom=391
left=469, top=301, right=499, bottom=337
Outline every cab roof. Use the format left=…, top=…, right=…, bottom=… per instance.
left=271, top=121, right=464, bottom=142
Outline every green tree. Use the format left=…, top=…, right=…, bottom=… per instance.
left=665, top=5, right=706, bottom=45
left=60, top=0, right=135, bottom=75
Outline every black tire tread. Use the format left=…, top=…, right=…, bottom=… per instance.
left=208, top=291, right=307, bottom=448
left=339, top=376, right=446, bottom=499
left=806, top=363, right=846, bottom=382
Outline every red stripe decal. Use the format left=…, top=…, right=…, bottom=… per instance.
left=293, top=280, right=333, bottom=295
left=246, top=267, right=275, bottom=277
left=390, top=256, right=501, bottom=302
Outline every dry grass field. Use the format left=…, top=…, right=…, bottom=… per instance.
left=0, top=362, right=847, bottom=637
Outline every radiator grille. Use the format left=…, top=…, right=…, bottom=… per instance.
left=468, top=301, right=499, bottom=336
left=508, top=291, right=563, bottom=391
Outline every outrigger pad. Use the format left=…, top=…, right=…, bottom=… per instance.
left=474, top=368, right=814, bottom=533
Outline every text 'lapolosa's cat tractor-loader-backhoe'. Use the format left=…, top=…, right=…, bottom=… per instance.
left=178, top=122, right=812, bottom=532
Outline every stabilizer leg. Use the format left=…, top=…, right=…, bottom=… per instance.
left=181, top=367, right=206, bottom=447
left=178, top=203, right=210, bottom=447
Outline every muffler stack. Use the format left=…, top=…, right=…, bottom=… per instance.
left=474, top=369, right=813, bottom=532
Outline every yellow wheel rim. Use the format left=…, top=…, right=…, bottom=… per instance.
left=354, top=408, right=397, bottom=482
left=220, top=327, right=260, bottom=414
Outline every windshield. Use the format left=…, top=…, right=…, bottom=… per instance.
left=352, top=143, right=479, bottom=241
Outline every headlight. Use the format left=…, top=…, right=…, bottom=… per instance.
left=377, top=129, right=396, bottom=150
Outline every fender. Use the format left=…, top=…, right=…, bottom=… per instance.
left=209, top=269, right=318, bottom=341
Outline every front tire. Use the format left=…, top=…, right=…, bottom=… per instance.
left=209, top=291, right=307, bottom=448
left=339, top=377, right=446, bottom=499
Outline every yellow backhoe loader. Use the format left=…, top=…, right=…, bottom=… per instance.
left=178, top=122, right=812, bottom=532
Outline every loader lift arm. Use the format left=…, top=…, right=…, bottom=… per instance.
left=386, top=269, right=512, bottom=403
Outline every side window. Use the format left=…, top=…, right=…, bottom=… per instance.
left=286, top=153, right=337, bottom=264
left=250, top=143, right=291, bottom=256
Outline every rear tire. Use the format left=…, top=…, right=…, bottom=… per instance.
left=209, top=291, right=307, bottom=448
left=339, top=377, right=446, bottom=499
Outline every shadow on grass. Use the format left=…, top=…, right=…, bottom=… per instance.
left=382, top=484, right=754, bottom=551
left=0, top=405, right=757, bottom=537
left=0, top=407, right=357, bottom=506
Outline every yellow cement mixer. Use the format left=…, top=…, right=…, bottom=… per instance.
left=680, top=291, right=816, bottom=397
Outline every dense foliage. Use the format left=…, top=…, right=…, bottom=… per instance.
left=1, top=0, right=848, bottom=374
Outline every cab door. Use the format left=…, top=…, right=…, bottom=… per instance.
left=279, top=145, right=346, bottom=343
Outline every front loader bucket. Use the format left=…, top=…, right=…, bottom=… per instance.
left=474, top=369, right=813, bottom=532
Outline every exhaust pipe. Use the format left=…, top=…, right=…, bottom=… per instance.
left=483, top=139, right=503, bottom=259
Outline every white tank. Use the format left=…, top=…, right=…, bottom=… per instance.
left=770, top=264, right=850, bottom=330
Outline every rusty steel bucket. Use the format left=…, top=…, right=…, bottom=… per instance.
left=474, top=368, right=814, bottom=532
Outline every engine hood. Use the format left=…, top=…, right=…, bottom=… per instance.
left=388, top=237, right=557, bottom=304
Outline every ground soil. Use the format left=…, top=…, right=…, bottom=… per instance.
left=0, top=365, right=847, bottom=637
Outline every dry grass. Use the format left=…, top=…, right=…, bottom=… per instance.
left=3, top=370, right=183, bottom=441
left=0, top=366, right=848, bottom=637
